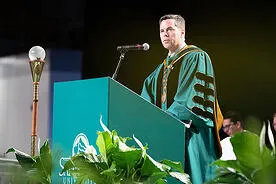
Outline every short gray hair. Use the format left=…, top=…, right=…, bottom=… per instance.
left=159, top=14, right=185, bottom=30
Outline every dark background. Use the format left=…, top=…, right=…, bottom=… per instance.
left=1, top=1, right=275, bottom=125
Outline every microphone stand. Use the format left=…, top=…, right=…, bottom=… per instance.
left=112, top=51, right=126, bottom=80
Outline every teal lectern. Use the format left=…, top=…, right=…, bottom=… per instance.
left=51, top=77, right=186, bottom=184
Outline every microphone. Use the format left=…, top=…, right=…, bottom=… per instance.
left=117, top=43, right=150, bottom=52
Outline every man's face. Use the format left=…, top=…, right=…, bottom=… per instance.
left=222, top=118, right=241, bottom=136
left=273, top=115, right=276, bottom=131
left=159, top=19, right=184, bottom=53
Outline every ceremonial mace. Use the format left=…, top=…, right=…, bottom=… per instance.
left=28, top=46, right=46, bottom=156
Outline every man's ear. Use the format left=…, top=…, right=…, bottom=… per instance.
left=181, top=30, right=185, bottom=37
left=236, top=121, right=241, bottom=128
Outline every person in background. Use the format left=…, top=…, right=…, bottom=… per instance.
left=271, top=112, right=276, bottom=147
left=222, top=110, right=244, bottom=137
left=273, top=112, right=276, bottom=131
left=220, top=110, right=244, bottom=160
left=140, top=14, right=223, bottom=184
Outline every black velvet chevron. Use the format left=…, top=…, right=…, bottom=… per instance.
left=195, top=72, right=214, bottom=84
left=192, top=72, right=215, bottom=121
left=192, top=107, right=215, bottom=122
left=194, top=84, right=214, bottom=96
left=192, top=96, right=214, bottom=109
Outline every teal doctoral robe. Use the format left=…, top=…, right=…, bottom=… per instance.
left=141, top=45, right=222, bottom=184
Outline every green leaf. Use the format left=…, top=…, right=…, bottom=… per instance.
left=26, top=168, right=51, bottom=184
left=96, top=131, right=112, bottom=163
left=6, top=140, right=53, bottom=184
left=160, top=159, right=184, bottom=173
left=141, top=156, right=165, bottom=176
left=133, top=135, right=170, bottom=174
left=211, top=159, right=243, bottom=174
left=144, top=172, right=168, bottom=184
left=6, top=147, right=35, bottom=170
left=33, top=139, right=52, bottom=181
left=62, top=153, right=108, bottom=184
left=110, top=149, right=143, bottom=169
left=169, top=172, right=191, bottom=184
left=211, top=158, right=256, bottom=181
left=260, top=122, right=266, bottom=154
left=100, top=161, right=117, bottom=176
left=231, top=131, right=273, bottom=169
left=206, top=167, right=253, bottom=184
left=253, top=159, right=276, bottom=184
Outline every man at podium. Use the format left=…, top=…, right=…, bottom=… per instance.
left=141, top=14, right=223, bottom=184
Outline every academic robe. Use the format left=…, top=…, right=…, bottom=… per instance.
left=141, top=45, right=223, bottom=184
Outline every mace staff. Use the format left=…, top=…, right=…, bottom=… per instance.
left=28, top=46, right=46, bottom=156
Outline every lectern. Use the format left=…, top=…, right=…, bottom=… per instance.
left=51, top=77, right=186, bottom=183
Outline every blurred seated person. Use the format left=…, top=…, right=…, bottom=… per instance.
left=220, top=110, right=244, bottom=160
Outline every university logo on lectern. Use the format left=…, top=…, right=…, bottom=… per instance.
left=58, top=133, right=94, bottom=184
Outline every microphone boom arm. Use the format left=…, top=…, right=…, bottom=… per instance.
left=112, top=51, right=125, bottom=80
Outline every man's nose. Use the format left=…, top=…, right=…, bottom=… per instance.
left=162, top=31, right=168, bottom=36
